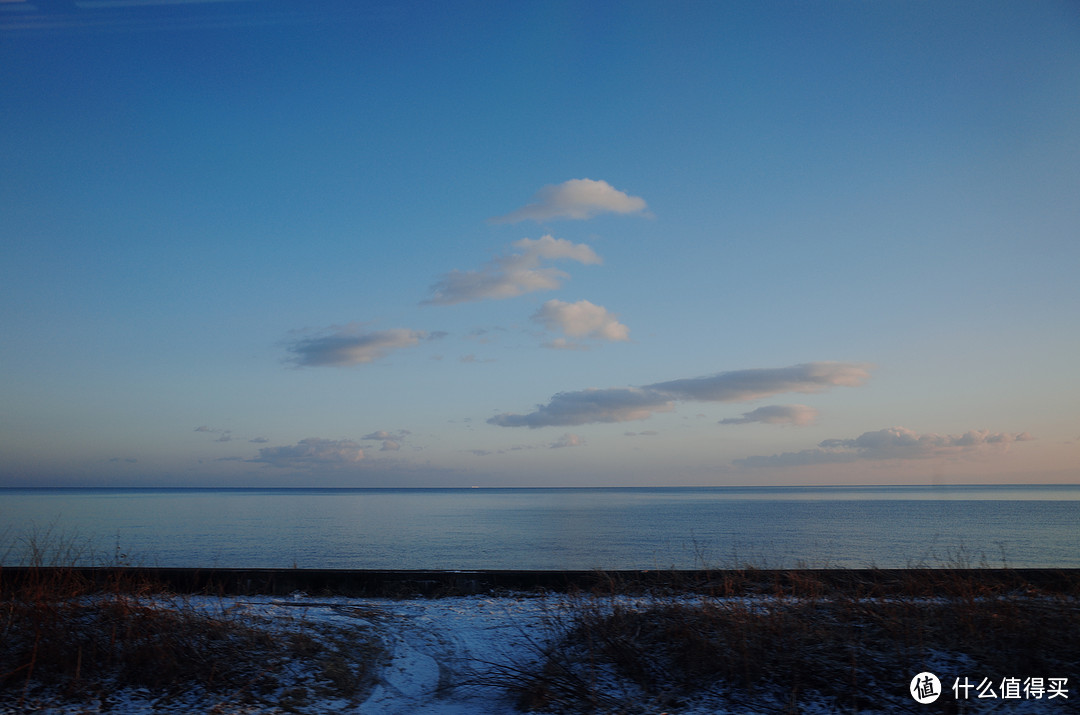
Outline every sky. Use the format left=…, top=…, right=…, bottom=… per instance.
left=1, top=0, right=1078, bottom=488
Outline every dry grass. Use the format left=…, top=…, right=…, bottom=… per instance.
left=496, top=570, right=1080, bottom=714
left=0, top=551, right=385, bottom=713
left=4, top=534, right=1077, bottom=713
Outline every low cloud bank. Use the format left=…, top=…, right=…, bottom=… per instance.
left=361, top=429, right=411, bottom=452
left=735, top=427, right=1034, bottom=468
left=252, top=438, right=365, bottom=468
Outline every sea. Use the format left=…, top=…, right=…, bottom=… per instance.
left=2, top=485, right=1078, bottom=570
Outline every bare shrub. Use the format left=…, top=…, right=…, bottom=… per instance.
left=495, top=571, right=1080, bottom=713
left=0, top=563, right=384, bottom=712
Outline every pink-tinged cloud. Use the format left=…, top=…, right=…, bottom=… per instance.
left=490, top=178, right=648, bottom=223
left=719, top=404, right=819, bottom=426
left=735, top=427, right=1035, bottom=468
left=489, top=387, right=675, bottom=428
left=490, top=362, right=870, bottom=428
left=647, top=362, right=871, bottom=402
left=533, top=299, right=630, bottom=342
left=424, top=236, right=601, bottom=305
left=550, top=433, right=585, bottom=449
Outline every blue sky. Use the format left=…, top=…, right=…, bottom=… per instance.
left=1, top=0, right=1078, bottom=487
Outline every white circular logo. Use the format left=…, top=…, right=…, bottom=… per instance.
left=910, top=672, right=941, bottom=704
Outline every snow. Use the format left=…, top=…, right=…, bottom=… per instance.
left=5, top=594, right=548, bottom=715
left=5, top=594, right=1073, bottom=714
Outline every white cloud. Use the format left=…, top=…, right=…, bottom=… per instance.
left=252, top=438, right=365, bottom=469
left=735, top=427, right=1035, bottom=468
left=719, top=404, right=819, bottom=426
left=488, top=387, right=675, bottom=428
left=550, top=433, right=585, bottom=449
left=646, top=362, right=871, bottom=402
left=287, top=327, right=427, bottom=367
left=424, top=236, right=601, bottom=305
left=490, top=362, right=871, bottom=429
left=490, top=179, right=648, bottom=223
left=514, top=235, right=602, bottom=263
left=532, top=299, right=630, bottom=342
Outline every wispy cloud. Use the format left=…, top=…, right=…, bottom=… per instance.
left=424, top=236, right=601, bottom=305
left=460, top=354, right=497, bottom=364
left=719, top=404, right=819, bottom=426
left=361, top=430, right=410, bottom=441
left=544, top=338, right=590, bottom=351
left=550, top=433, right=585, bottom=449
left=361, top=429, right=410, bottom=452
left=467, top=433, right=584, bottom=455
left=735, top=427, right=1034, bottom=468
left=489, top=362, right=870, bottom=428
left=252, top=438, right=364, bottom=469
left=819, top=427, right=1035, bottom=457
left=532, top=299, right=629, bottom=344
left=490, top=179, right=648, bottom=223
left=489, top=387, right=675, bottom=428
left=287, top=326, right=429, bottom=367
left=646, top=362, right=871, bottom=402
left=195, top=425, right=234, bottom=441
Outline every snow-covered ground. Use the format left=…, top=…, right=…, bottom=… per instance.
left=5, top=593, right=804, bottom=714
left=6, top=593, right=1074, bottom=714
left=5, top=594, right=533, bottom=715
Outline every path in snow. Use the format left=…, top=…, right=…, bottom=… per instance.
left=258, top=595, right=550, bottom=714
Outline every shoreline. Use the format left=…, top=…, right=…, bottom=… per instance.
left=4, top=565, right=1078, bottom=596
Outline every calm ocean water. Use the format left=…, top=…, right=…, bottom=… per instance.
left=2, top=485, right=1078, bottom=569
